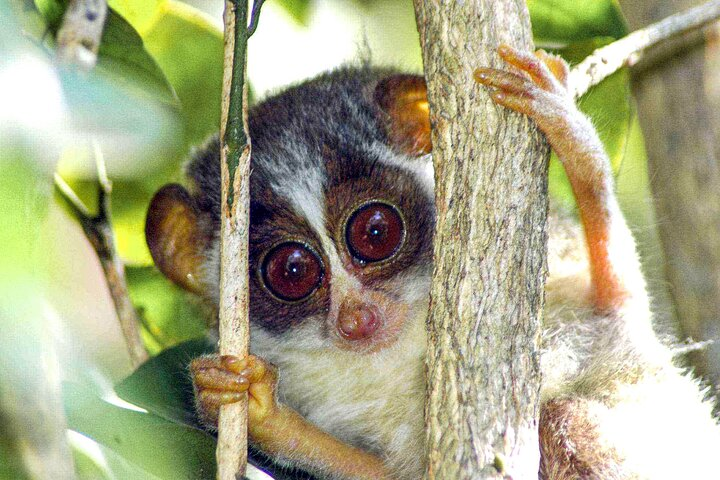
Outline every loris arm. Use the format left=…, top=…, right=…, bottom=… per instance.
left=475, top=45, right=645, bottom=315
left=191, top=354, right=392, bottom=480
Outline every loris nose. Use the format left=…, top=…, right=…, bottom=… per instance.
left=337, top=299, right=382, bottom=340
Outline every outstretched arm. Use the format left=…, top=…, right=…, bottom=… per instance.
left=191, top=354, right=392, bottom=480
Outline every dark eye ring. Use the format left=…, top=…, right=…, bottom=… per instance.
left=259, top=241, right=324, bottom=302
left=345, top=201, right=405, bottom=264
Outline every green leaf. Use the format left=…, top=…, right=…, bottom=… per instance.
left=64, top=382, right=216, bottom=479
left=96, top=8, right=178, bottom=107
left=115, top=339, right=214, bottom=426
left=0, top=427, right=29, bottom=480
left=126, top=266, right=209, bottom=353
left=33, top=0, right=66, bottom=29
left=107, top=0, right=163, bottom=33
left=529, top=0, right=627, bottom=45
left=134, top=1, right=224, bottom=146
left=276, top=0, right=312, bottom=26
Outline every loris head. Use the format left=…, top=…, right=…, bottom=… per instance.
left=145, top=68, right=435, bottom=355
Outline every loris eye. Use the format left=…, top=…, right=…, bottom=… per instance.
left=261, top=242, right=323, bottom=301
left=346, top=202, right=405, bottom=263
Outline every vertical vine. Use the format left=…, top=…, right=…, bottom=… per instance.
left=216, top=0, right=264, bottom=477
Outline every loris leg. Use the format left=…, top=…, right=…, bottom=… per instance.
left=475, top=45, right=646, bottom=315
left=191, top=355, right=391, bottom=480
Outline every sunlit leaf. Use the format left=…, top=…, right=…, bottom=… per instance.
left=105, top=1, right=223, bottom=143
left=107, top=0, right=163, bottom=33
left=276, top=0, right=312, bottom=26
left=96, top=8, right=178, bottom=107
left=64, top=382, right=216, bottom=479
left=115, top=338, right=214, bottom=426
left=529, top=0, right=627, bottom=45
left=139, top=1, right=223, bottom=146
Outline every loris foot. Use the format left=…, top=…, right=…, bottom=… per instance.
left=473, top=44, right=578, bottom=145
left=190, top=354, right=279, bottom=438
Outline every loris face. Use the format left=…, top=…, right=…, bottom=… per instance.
left=246, top=145, right=434, bottom=354
left=146, top=68, right=436, bottom=355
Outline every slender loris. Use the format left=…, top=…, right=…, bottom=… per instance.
left=145, top=46, right=720, bottom=479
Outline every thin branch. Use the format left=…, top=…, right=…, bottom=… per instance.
left=54, top=150, right=149, bottom=368
left=570, top=0, right=720, bottom=98
left=56, top=0, right=108, bottom=71
left=247, top=0, right=267, bottom=37
left=216, top=0, right=255, bottom=477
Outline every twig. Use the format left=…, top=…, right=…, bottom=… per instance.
left=216, top=0, right=255, bottom=478
left=247, top=0, right=267, bottom=37
left=54, top=143, right=149, bottom=368
left=56, top=0, right=108, bottom=71
left=569, top=0, right=720, bottom=98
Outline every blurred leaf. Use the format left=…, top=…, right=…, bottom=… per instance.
left=276, top=0, right=312, bottom=26
left=126, top=266, right=208, bottom=352
left=33, top=0, right=65, bottom=30
left=529, top=0, right=627, bottom=45
left=115, top=338, right=214, bottom=426
left=110, top=0, right=223, bottom=146
left=0, top=416, right=30, bottom=480
left=140, top=1, right=223, bottom=146
left=64, top=382, right=216, bottom=479
left=96, top=8, right=178, bottom=107
left=100, top=1, right=224, bottom=263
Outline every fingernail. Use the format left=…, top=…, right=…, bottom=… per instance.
left=220, top=392, right=243, bottom=404
left=222, top=355, right=245, bottom=372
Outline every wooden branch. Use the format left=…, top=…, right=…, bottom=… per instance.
left=54, top=143, right=148, bottom=368
left=414, top=0, right=547, bottom=478
left=619, top=0, right=720, bottom=405
left=56, top=0, right=108, bottom=70
left=216, top=0, right=262, bottom=477
left=570, top=0, right=720, bottom=98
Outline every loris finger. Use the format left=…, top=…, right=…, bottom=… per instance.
left=474, top=68, right=537, bottom=98
left=498, top=44, right=558, bottom=93
left=193, top=368, right=250, bottom=392
left=535, top=49, right=569, bottom=88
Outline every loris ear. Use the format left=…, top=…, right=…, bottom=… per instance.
left=145, top=184, right=213, bottom=296
left=374, top=75, right=431, bottom=156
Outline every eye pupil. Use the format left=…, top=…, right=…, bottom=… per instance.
left=286, top=252, right=306, bottom=277
left=366, top=212, right=387, bottom=239
left=347, top=202, right=404, bottom=263
left=262, top=242, right=323, bottom=301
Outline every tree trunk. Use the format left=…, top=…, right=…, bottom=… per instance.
left=619, top=0, right=720, bottom=400
left=413, top=1, right=548, bottom=478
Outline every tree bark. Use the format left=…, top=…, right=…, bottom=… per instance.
left=619, top=0, right=720, bottom=400
left=413, top=1, right=548, bottom=478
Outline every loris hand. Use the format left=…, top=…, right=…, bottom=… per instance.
left=474, top=44, right=573, bottom=138
left=191, top=354, right=391, bottom=479
left=190, top=354, right=279, bottom=441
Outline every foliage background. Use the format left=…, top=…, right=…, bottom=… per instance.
left=0, top=0, right=679, bottom=478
